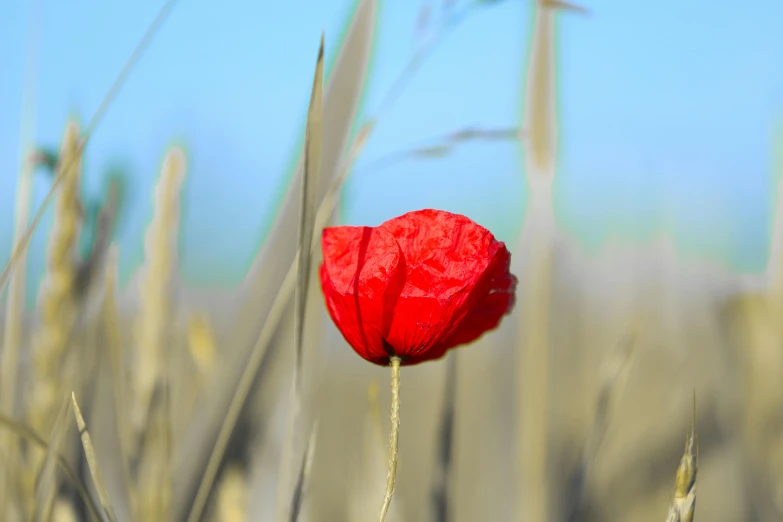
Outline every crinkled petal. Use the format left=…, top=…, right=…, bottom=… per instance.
left=379, top=209, right=509, bottom=362
left=320, top=225, right=404, bottom=365
left=440, top=245, right=517, bottom=350
left=383, top=294, right=467, bottom=364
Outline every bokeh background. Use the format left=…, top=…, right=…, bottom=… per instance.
left=2, top=0, right=781, bottom=296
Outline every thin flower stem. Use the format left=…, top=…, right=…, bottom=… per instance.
left=379, top=356, right=402, bottom=522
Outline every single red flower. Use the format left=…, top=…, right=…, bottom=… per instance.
left=320, top=208, right=518, bottom=366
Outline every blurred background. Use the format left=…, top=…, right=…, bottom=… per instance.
left=2, top=0, right=781, bottom=294
left=1, top=0, right=782, bottom=521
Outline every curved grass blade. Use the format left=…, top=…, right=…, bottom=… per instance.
left=87, top=245, right=134, bottom=522
left=72, top=393, right=117, bottom=522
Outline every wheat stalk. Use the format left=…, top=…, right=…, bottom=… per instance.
left=17, top=121, right=85, bottom=517
left=131, top=147, right=186, bottom=521
left=665, top=393, right=698, bottom=522
left=27, top=121, right=83, bottom=434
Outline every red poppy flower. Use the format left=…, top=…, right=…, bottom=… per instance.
left=320, top=208, right=517, bottom=366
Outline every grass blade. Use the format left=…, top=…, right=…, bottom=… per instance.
left=666, top=392, right=698, bottom=522
left=562, top=327, right=636, bottom=521
left=103, top=245, right=132, bottom=489
left=0, top=7, right=41, bottom=510
left=0, top=148, right=35, bottom=522
left=276, top=35, right=325, bottom=522
left=585, top=327, right=636, bottom=459
left=289, top=420, right=319, bottom=522
left=0, top=0, right=40, bottom=492
left=295, top=33, right=325, bottom=386
left=33, top=396, right=72, bottom=522
left=431, top=352, right=457, bottom=522
left=0, top=413, right=102, bottom=521
left=72, top=393, right=117, bottom=522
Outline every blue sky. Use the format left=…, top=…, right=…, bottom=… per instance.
left=1, top=0, right=782, bottom=300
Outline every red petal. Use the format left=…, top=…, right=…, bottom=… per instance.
left=320, top=225, right=405, bottom=365
left=379, top=209, right=509, bottom=363
left=439, top=245, right=517, bottom=349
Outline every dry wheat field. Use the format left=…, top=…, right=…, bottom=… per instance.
left=0, top=0, right=781, bottom=521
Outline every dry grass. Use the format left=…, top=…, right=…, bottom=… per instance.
left=665, top=394, right=698, bottom=522
left=130, top=147, right=186, bottom=521
left=274, top=33, right=325, bottom=522
left=0, top=0, right=780, bottom=521
left=72, top=392, right=117, bottom=522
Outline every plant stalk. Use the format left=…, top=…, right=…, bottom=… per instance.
left=379, top=356, right=401, bottom=522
